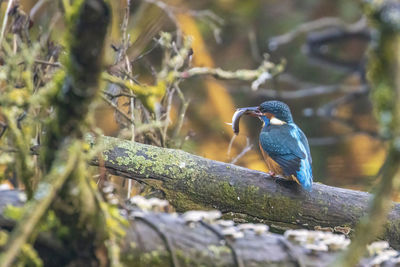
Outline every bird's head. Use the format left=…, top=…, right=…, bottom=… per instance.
left=242, top=100, right=293, bottom=125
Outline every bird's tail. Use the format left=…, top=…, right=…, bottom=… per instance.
left=297, top=158, right=313, bottom=191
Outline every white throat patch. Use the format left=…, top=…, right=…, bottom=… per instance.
left=270, top=117, right=286, bottom=125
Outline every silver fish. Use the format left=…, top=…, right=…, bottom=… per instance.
left=231, top=109, right=247, bottom=135
left=230, top=107, right=260, bottom=135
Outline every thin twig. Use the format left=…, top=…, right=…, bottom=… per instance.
left=131, top=40, right=160, bottom=63
left=250, top=84, right=368, bottom=99
left=128, top=91, right=134, bottom=199
left=227, top=135, right=236, bottom=157
left=180, top=62, right=273, bottom=81
left=250, top=66, right=364, bottom=98
left=101, top=95, right=134, bottom=124
left=230, top=138, right=253, bottom=164
left=134, top=121, right=166, bottom=135
left=29, top=0, right=49, bottom=21
left=0, top=0, right=14, bottom=45
left=161, top=87, right=175, bottom=145
left=248, top=28, right=262, bottom=62
left=0, top=121, right=7, bottom=139
left=172, top=85, right=189, bottom=139
left=34, top=59, right=62, bottom=67
left=103, top=91, right=135, bottom=99
left=0, top=146, right=17, bottom=152
left=268, top=16, right=367, bottom=50
left=122, top=0, right=134, bottom=199
left=143, top=0, right=223, bottom=44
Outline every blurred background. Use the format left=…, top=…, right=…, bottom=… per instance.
left=19, top=0, right=383, bottom=192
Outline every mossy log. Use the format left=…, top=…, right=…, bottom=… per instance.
left=0, top=190, right=397, bottom=267
left=92, top=136, right=400, bottom=249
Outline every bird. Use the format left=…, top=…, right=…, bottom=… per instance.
left=242, top=100, right=313, bottom=191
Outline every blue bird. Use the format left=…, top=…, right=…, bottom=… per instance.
left=242, top=101, right=313, bottom=191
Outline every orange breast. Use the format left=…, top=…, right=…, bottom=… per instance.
left=259, top=143, right=283, bottom=175
left=259, top=142, right=300, bottom=185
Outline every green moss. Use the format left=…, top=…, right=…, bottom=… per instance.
left=122, top=249, right=170, bottom=266
left=207, top=245, right=231, bottom=257
left=323, top=207, right=329, bottom=215
left=100, top=136, right=305, bottom=227
left=145, top=179, right=206, bottom=211
left=101, top=137, right=208, bottom=180
left=129, top=242, right=137, bottom=249
left=3, top=205, right=24, bottom=221
left=215, top=181, right=238, bottom=202
left=175, top=246, right=233, bottom=267
left=18, top=244, right=43, bottom=267
left=262, top=194, right=302, bottom=220
left=142, top=251, right=163, bottom=265
left=0, top=231, right=8, bottom=247
left=0, top=233, right=43, bottom=267
left=175, top=249, right=202, bottom=266
left=4, top=202, right=72, bottom=242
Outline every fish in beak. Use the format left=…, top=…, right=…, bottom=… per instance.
left=230, top=106, right=261, bottom=135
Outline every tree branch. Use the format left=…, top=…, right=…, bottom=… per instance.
left=91, top=136, right=400, bottom=249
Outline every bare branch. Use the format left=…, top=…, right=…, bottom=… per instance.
left=0, top=0, right=15, bottom=45
left=230, top=138, right=253, bottom=164
left=269, top=16, right=367, bottom=50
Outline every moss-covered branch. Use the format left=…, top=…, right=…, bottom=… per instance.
left=0, top=0, right=113, bottom=266
left=0, top=142, right=80, bottom=267
left=91, top=135, right=400, bottom=249
left=179, top=58, right=285, bottom=91
left=41, top=0, right=110, bottom=170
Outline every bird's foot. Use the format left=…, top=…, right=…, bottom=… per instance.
left=267, top=171, right=276, bottom=177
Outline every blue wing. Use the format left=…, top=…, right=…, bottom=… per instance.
left=298, top=127, right=312, bottom=163
left=259, top=124, right=313, bottom=190
left=291, top=125, right=313, bottom=190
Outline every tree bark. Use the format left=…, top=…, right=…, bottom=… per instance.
left=0, top=190, right=397, bottom=267
left=92, top=136, right=400, bottom=249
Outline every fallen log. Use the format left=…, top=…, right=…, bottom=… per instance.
left=0, top=190, right=398, bottom=266
left=92, top=136, right=400, bottom=249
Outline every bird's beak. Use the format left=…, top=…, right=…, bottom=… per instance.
left=240, top=106, right=262, bottom=117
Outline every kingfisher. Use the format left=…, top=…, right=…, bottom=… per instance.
left=240, top=101, right=313, bottom=191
